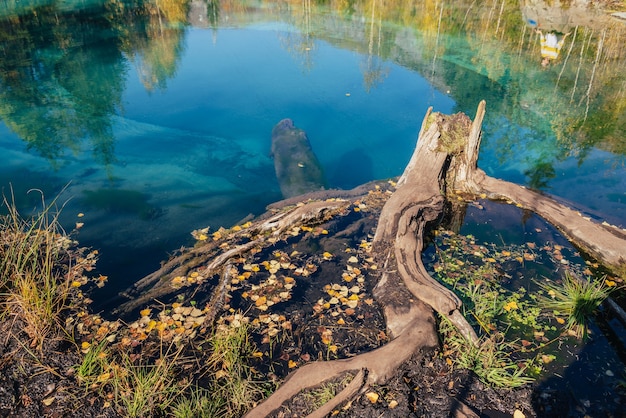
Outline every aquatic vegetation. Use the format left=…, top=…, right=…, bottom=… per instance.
left=536, top=272, right=613, bottom=339
left=428, top=226, right=622, bottom=387
left=439, top=316, right=534, bottom=389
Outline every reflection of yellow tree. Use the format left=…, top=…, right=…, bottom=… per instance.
left=123, top=0, right=189, bottom=91
left=278, top=0, right=316, bottom=72
left=0, top=5, right=125, bottom=166
left=361, top=0, right=389, bottom=92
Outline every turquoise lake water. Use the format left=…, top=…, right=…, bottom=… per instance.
left=1, top=0, right=624, bottom=303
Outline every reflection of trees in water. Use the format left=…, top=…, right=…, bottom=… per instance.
left=360, top=0, right=389, bottom=92
left=0, top=0, right=190, bottom=166
left=0, top=5, right=125, bottom=166
left=277, top=0, right=316, bottom=72
left=109, top=0, right=189, bottom=91
left=1, top=0, right=624, bottom=172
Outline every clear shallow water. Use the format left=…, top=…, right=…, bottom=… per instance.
left=1, top=0, right=625, bottom=305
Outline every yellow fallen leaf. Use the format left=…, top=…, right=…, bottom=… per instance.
left=365, top=392, right=379, bottom=403
left=556, top=317, right=565, bottom=324
left=215, top=370, right=229, bottom=379
left=513, top=410, right=525, bottom=418
left=288, top=360, right=297, bottom=368
left=42, top=396, right=55, bottom=406
left=346, top=299, right=358, bottom=309
left=140, top=309, right=151, bottom=317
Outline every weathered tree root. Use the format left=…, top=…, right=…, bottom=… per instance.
left=244, top=302, right=438, bottom=418
left=455, top=101, right=626, bottom=275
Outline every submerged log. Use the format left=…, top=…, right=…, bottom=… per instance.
left=271, top=118, right=326, bottom=198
